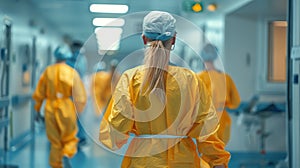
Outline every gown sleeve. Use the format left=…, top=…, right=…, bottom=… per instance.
left=72, top=70, right=87, bottom=113
left=32, top=71, right=47, bottom=112
left=225, top=75, right=241, bottom=109
left=189, top=76, right=231, bottom=167
left=99, top=72, right=134, bottom=150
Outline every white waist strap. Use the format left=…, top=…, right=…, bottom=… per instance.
left=137, top=134, right=188, bottom=139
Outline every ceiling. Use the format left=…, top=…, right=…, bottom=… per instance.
left=230, top=0, right=287, bottom=19
left=28, top=0, right=253, bottom=42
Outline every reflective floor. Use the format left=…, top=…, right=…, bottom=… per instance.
left=1, top=101, right=287, bottom=168
left=229, top=152, right=287, bottom=168
left=1, top=130, right=287, bottom=168
left=2, top=130, right=123, bottom=168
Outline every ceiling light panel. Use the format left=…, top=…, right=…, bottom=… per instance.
left=95, top=27, right=123, bottom=51
left=89, top=4, right=129, bottom=14
left=92, top=18, right=125, bottom=27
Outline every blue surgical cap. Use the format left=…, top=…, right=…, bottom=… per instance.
left=201, top=43, right=218, bottom=62
left=54, top=46, right=72, bottom=61
left=143, top=11, right=176, bottom=41
left=94, top=61, right=106, bottom=72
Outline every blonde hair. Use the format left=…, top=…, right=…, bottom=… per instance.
left=141, top=39, right=172, bottom=99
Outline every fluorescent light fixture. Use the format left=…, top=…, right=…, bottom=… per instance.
left=95, top=27, right=123, bottom=52
left=92, top=18, right=125, bottom=27
left=89, top=4, right=128, bottom=14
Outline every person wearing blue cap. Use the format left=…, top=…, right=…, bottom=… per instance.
left=33, top=46, right=87, bottom=168
left=99, top=11, right=229, bottom=168
left=198, top=43, right=240, bottom=145
left=66, top=41, right=87, bottom=77
left=65, top=41, right=88, bottom=147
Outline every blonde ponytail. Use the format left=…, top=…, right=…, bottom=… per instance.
left=141, top=40, right=171, bottom=99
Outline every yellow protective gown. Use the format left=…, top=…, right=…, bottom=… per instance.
left=198, top=70, right=240, bottom=145
left=33, top=63, right=87, bottom=168
left=91, top=71, right=113, bottom=116
left=99, top=66, right=230, bottom=168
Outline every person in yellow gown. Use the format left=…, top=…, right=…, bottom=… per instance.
left=198, top=43, right=241, bottom=145
left=91, top=61, right=119, bottom=117
left=99, top=11, right=230, bottom=168
left=32, top=46, right=87, bottom=168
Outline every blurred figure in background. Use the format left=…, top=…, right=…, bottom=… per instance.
left=66, top=41, right=87, bottom=77
left=66, top=40, right=88, bottom=147
left=198, top=43, right=241, bottom=145
left=91, top=60, right=119, bottom=117
left=32, top=46, right=87, bottom=168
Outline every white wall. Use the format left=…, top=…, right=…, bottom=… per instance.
left=224, top=15, right=258, bottom=101
left=224, top=14, right=286, bottom=152
left=0, top=0, right=61, bottom=147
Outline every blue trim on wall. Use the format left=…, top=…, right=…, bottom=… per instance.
left=0, top=97, right=9, bottom=108
left=0, top=118, right=9, bottom=129
left=11, top=94, right=32, bottom=106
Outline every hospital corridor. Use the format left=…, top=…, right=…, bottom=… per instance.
left=0, top=0, right=300, bottom=167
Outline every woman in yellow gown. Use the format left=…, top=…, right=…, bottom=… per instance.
left=99, top=11, right=230, bottom=168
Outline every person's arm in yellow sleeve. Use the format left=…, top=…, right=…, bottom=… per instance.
left=198, top=132, right=230, bottom=168
left=197, top=72, right=211, bottom=94
left=226, top=75, right=240, bottom=109
left=192, top=77, right=230, bottom=167
left=99, top=72, right=134, bottom=150
left=72, top=71, right=87, bottom=113
left=32, top=71, right=47, bottom=112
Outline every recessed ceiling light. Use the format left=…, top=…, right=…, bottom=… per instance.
left=192, top=3, right=203, bottom=13
left=89, top=4, right=128, bottom=14
left=207, top=3, right=217, bottom=12
left=92, top=18, right=125, bottom=27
